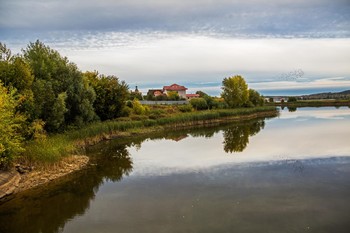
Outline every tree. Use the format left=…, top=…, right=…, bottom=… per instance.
left=23, top=40, right=97, bottom=130
left=0, top=43, right=35, bottom=120
left=0, top=82, right=25, bottom=169
left=221, top=75, right=249, bottom=108
left=167, top=91, right=179, bottom=101
left=248, top=89, right=264, bottom=106
left=288, top=96, right=297, bottom=102
left=47, top=92, right=68, bottom=131
left=196, top=91, right=215, bottom=109
left=84, top=72, right=129, bottom=120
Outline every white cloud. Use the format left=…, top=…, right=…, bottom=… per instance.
left=58, top=33, right=350, bottom=82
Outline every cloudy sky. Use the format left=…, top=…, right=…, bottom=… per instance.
left=1, top=0, right=350, bottom=95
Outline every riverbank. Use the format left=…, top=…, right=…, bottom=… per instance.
left=267, top=99, right=350, bottom=107
left=1, top=106, right=277, bottom=200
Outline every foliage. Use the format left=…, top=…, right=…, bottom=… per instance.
left=196, top=91, right=216, bottom=109
left=178, top=104, right=193, bottom=112
left=221, top=75, right=249, bottom=108
left=23, top=40, right=97, bottom=131
left=190, top=98, right=208, bottom=110
left=288, top=96, right=298, bottom=102
left=0, top=83, right=25, bottom=168
left=132, top=99, right=147, bottom=115
left=130, top=90, right=143, bottom=100
left=28, top=119, right=47, bottom=141
left=167, top=91, right=180, bottom=100
left=84, top=71, right=129, bottom=120
left=248, top=89, right=264, bottom=106
left=0, top=43, right=35, bottom=121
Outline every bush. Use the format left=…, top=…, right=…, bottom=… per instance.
left=132, top=99, right=146, bottom=115
left=190, top=98, right=208, bottom=110
left=178, top=104, right=193, bottom=112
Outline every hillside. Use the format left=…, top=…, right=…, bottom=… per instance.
left=301, top=90, right=350, bottom=100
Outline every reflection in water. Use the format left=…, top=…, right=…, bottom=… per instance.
left=0, top=143, right=133, bottom=233
left=287, top=106, right=297, bottom=112
left=2, top=108, right=349, bottom=233
left=223, top=119, right=265, bottom=153
left=0, top=118, right=268, bottom=233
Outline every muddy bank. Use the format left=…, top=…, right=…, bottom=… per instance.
left=0, top=155, right=89, bottom=201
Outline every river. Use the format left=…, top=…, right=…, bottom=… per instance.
left=0, top=107, right=350, bottom=233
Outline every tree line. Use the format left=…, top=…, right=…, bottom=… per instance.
left=0, top=41, right=130, bottom=167
left=0, top=41, right=265, bottom=168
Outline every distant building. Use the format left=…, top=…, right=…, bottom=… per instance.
left=163, top=84, right=188, bottom=99
left=186, top=93, right=200, bottom=100
left=147, top=89, right=164, bottom=97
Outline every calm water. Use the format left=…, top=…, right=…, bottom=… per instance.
left=1, top=107, right=350, bottom=233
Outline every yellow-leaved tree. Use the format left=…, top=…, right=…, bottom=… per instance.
left=0, top=82, right=25, bottom=169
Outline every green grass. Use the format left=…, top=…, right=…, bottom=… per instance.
left=24, top=135, right=76, bottom=164
left=22, top=106, right=277, bottom=165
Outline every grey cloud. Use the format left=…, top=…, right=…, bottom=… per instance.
left=1, top=0, right=349, bottom=37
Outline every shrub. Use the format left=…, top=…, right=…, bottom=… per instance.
left=178, top=104, right=193, bottom=112
left=132, top=99, right=146, bottom=115
left=190, top=98, right=208, bottom=110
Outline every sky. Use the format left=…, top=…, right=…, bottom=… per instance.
left=1, top=0, right=350, bottom=96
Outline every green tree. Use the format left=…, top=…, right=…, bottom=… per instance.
left=221, top=75, right=249, bottom=108
left=47, top=92, right=68, bottom=131
left=0, top=43, right=35, bottom=119
left=23, top=40, right=97, bottom=130
left=84, top=72, right=129, bottom=120
left=248, top=89, right=264, bottom=106
left=196, top=91, right=215, bottom=109
left=288, top=96, right=297, bottom=102
left=0, top=82, right=25, bottom=168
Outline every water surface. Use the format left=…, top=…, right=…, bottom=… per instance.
left=0, top=107, right=349, bottom=233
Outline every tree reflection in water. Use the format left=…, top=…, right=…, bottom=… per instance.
left=0, top=142, right=133, bottom=233
left=223, top=119, right=265, bottom=153
left=0, top=117, right=269, bottom=233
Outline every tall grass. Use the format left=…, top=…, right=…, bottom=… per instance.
left=24, top=135, right=76, bottom=164
left=22, top=106, right=276, bottom=165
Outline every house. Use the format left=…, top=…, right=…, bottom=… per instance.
left=186, top=94, right=200, bottom=100
left=147, top=89, right=164, bottom=97
left=163, top=84, right=188, bottom=99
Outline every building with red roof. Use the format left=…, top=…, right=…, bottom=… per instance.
left=186, top=93, right=200, bottom=99
left=163, top=84, right=188, bottom=99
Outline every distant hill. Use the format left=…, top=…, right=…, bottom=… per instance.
left=302, top=90, right=350, bottom=100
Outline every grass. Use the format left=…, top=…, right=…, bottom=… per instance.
left=21, top=106, right=277, bottom=165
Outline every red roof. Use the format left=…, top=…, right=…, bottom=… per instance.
left=163, top=84, right=187, bottom=91
left=186, top=94, right=200, bottom=98
left=154, top=90, right=163, bottom=96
